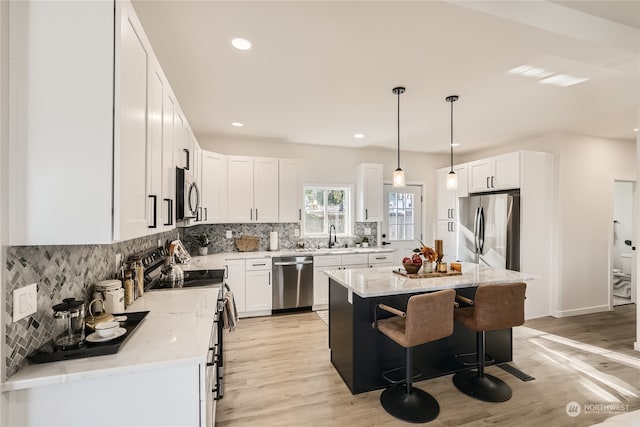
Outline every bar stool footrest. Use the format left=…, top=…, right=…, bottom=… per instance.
left=452, top=370, right=512, bottom=402
left=382, top=366, right=421, bottom=385
left=455, top=352, right=496, bottom=366
left=380, top=385, right=440, bottom=423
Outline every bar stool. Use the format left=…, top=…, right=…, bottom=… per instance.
left=452, top=282, right=527, bottom=402
left=373, top=289, right=456, bottom=423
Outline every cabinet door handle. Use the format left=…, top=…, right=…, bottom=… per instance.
left=486, top=176, right=490, bottom=189
left=163, top=198, right=172, bottom=226
left=299, top=209, right=302, bottom=221
left=184, top=148, right=190, bottom=170
left=365, top=209, right=368, bottom=220
left=169, top=199, right=174, bottom=225
left=148, top=195, right=157, bottom=228
left=204, top=207, right=208, bottom=221
left=250, top=208, right=253, bottom=221
left=451, top=221, right=455, bottom=232
left=268, top=271, right=271, bottom=285
left=491, top=176, right=495, bottom=188
left=255, top=209, right=258, bottom=221
left=451, top=208, right=455, bottom=219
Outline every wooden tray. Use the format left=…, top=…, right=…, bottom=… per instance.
left=393, top=269, right=462, bottom=279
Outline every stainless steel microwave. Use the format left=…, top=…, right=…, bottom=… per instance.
left=176, top=167, right=200, bottom=220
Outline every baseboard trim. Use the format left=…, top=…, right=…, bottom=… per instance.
left=553, top=304, right=610, bottom=318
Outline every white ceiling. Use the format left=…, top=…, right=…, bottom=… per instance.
left=132, top=0, right=640, bottom=154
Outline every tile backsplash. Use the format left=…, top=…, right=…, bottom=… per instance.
left=3, top=230, right=178, bottom=379
left=180, top=222, right=378, bottom=254
left=4, top=221, right=376, bottom=379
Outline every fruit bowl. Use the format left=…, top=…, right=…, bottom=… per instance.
left=402, top=263, right=421, bottom=274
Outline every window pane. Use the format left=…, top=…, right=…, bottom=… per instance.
left=327, top=190, right=346, bottom=233
left=389, top=191, right=416, bottom=241
left=304, top=189, right=325, bottom=234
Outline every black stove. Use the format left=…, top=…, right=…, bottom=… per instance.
left=132, top=247, right=224, bottom=291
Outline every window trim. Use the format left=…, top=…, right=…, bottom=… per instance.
left=302, top=184, right=354, bottom=237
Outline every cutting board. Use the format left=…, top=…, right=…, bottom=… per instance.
left=393, top=269, right=462, bottom=279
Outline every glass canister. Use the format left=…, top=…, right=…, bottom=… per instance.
left=52, top=298, right=86, bottom=350
left=123, top=271, right=135, bottom=308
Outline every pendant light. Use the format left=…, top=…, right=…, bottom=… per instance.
left=445, top=95, right=459, bottom=191
left=393, top=86, right=406, bottom=187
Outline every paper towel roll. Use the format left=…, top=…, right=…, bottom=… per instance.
left=269, top=231, right=278, bottom=251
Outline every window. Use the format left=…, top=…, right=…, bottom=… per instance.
left=387, top=190, right=417, bottom=240
left=304, top=186, right=351, bottom=236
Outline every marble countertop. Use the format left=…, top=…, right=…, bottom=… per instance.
left=180, top=247, right=395, bottom=271
left=325, top=264, right=539, bottom=298
left=3, top=287, right=220, bottom=392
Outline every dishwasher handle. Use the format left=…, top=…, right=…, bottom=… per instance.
left=273, top=261, right=314, bottom=266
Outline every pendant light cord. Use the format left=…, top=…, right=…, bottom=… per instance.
left=397, top=91, right=401, bottom=169
left=450, top=98, right=454, bottom=172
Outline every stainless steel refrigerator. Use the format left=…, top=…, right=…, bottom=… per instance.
left=458, top=191, right=520, bottom=270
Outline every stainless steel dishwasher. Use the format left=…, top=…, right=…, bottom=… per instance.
left=272, top=256, right=314, bottom=311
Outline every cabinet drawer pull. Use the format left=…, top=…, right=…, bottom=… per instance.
left=486, top=176, right=490, bottom=189
left=491, top=176, right=495, bottom=188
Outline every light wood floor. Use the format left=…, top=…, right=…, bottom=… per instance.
left=216, top=305, right=639, bottom=426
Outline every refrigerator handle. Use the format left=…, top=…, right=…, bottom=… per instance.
left=479, top=206, right=485, bottom=254
left=473, top=207, right=480, bottom=254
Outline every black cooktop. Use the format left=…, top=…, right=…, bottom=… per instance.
left=147, top=268, right=225, bottom=291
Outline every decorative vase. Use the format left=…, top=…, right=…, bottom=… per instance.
left=198, top=247, right=208, bottom=256
left=362, top=242, right=369, bottom=248
left=422, top=261, right=433, bottom=273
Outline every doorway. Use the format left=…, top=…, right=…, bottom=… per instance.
left=381, top=184, right=423, bottom=264
left=611, top=180, right=636, bottom=306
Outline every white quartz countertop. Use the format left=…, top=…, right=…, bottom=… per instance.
left=3, top=287, right=220, bottom=392
left=325, top=264, right=539, bottom=298
left=180, top=247, right=395, bottom=271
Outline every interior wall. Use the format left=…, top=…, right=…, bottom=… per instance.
left=458, top=133, right=637, bottom=317
left=199, top=136, right=449, bottom=247
left=0, top=0, right=8, bottom=422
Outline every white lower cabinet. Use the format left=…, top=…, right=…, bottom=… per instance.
left=313, top=253, right=391, bottom=309
left=244, top=258, right=273, bottom=315
left=368, top=253, right=393, bottom=267
left=224, top=259, right=246, bottom=313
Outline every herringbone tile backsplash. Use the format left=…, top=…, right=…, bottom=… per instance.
left=4, top=230, right=178, bottom=378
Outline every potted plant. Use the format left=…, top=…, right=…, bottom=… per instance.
left=194, top=233, right=210, bottom=256
left=361, top=236, right=369, bottom=248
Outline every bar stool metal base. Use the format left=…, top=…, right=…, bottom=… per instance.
left=380, top=385, right=440, bottom=423
left=452, top=370, right=512, bottom=402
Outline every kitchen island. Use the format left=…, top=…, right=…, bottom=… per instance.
left=325, top=264, right=537, bottom=394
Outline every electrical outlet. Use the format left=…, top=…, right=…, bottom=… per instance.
left=294, top=228, right=300, bottom=237
left=13, top=283, right=37, bottom=322
left=226, top=230, right=233, bottom=239
left=364, top=227, right=372, bottom=236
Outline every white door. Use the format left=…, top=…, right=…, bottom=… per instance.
left=381, top=184, right=423, bottom=264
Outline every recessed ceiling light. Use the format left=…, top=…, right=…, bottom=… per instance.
left=231, top=122, right=244, bottom=127
left=353, top=133, right=365, bottom=139
left=451, top=143, right=460, bottom=147
left=539, top=74, right=588, bottom=87
left=231, top=38, right=251, bottom=50
left=634, top=128, right=638, bottom=132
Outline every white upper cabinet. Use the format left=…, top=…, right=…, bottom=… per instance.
left=253, top=157, right=279, bottom=222
left=201, top=151, right=227, bottom=223
left=227, top=156, right=279, bottom=223
left=161, top=92, right=176, bottom=229
left=278, top=159, right=302, bottom=223
left=469, top=152, right=520, bottom=193
left=227, top=156, right=255, bottom=222
left=355, top=163, right=383, bottom=222
left=8, top=0, right=183, bottom=245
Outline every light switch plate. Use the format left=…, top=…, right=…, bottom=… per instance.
left=364, top=227, right=372, bottom=236
left=13, top=283, right=37, bottom=322
left=226, top=230, right=233, bottom=239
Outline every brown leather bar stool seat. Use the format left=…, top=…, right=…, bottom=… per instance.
left=374, top=289, right=456, bottom=423
left=453, top=282, right=527, bottom=403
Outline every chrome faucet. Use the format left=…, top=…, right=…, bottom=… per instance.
left=328, top=224, right=337, bottom=248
